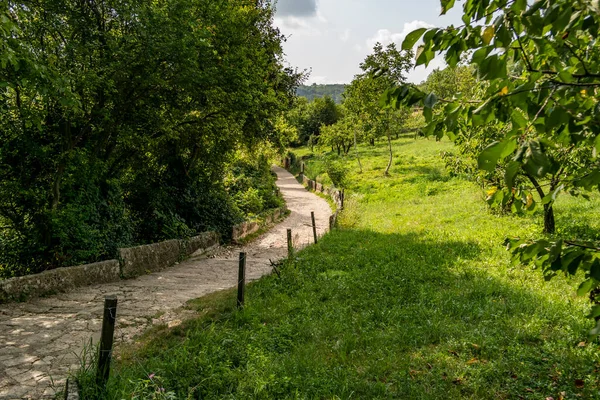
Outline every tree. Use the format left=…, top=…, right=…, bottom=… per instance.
left=320, top=117, right=355, bottom=156
left=419, top=65, right=480, bottom=101
left=289, top=96, right=340, bottom=147
left=345, top=42, right=413, bottom=175
left=386, top=0, right=600, bottom=333
left=0, top=0, right=299, bottom=276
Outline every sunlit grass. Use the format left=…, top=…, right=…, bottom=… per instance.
left=78, top=136, right=600, bottom=399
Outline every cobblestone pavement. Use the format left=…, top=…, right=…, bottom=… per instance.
left=0, top=166, right=332, bottom=399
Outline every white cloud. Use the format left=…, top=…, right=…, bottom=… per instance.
left=316, top=10, right=328, bottom=23
left=339, top=29, right=351, bottom=42
left=365, top=20, right=435, bottom=50
left=275, top=16, right=323, bottom=36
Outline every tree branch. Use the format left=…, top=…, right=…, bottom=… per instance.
left=565, top=240, right=600, bottom=252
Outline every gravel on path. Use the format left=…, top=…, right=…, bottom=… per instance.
left=0, top=166, right=332, bottom=399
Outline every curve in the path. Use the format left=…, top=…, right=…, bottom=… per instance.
left=0, top=166, right=332, bottom=399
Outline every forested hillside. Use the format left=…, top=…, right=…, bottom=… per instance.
left=0, top=0, right=300, bottom=278
left=297, top=84, right=346, bottom=103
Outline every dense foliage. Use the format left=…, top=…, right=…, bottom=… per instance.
left=0, top=0, right=299, bottom=277
left=385, top=0, right=600, bottom=332
left=285, top=96, right=340, bottom=147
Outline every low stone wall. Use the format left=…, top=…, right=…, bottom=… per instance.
left=119, top=239, right=181, bottom=279
left=0, top=260, right=120, bottom=303
left=120, top=232, right=220, bottom=279
left=232, top=207, right=287, bottom=242
left=180, top=231, right=219, bottom=258
left=301, top=175, right=344, bottom=210
left=0, top=231, right=220, bottom=303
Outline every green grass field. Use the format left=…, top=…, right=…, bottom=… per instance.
left=79, top=137, right=600, bottom=399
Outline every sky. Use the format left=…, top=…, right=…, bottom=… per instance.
left=273, top=0, right=464, bottom=85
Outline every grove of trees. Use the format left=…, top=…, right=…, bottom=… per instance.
left=297, top=84, right=346, bottom=103
left=284, top=43, right=416, bottom=176
left=0, top=0, right=300, bottom=277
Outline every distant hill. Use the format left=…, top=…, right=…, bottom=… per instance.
left=297, top=84, right=347, bottom=103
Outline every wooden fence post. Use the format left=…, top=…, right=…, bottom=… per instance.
left=287, top=229, right=293, bottom=257
left=237, top=252, right=246, bottom=309
left=311, top=212, right=318, bottom=244
left=96, top=295, right=117, bottom=388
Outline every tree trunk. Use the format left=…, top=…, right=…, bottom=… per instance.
left=51, top=165, right=64, bottom=210
left=384, top=134, right=393, bottom=176
left=525, top=172, right=556, bottom=234
left=369, top=138, right=375, bottom=146
left=543, top=203, right=556, bottom=234
left=344, top=143, right=352, bottom=155
left=353, top=128, right=363, bottom=173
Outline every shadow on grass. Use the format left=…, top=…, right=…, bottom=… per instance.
left=79, top=229, right=599, bottom=400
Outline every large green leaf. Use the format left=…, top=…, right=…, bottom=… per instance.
left=478, top=138, right=517, bottom=172
left=577, top=278, right=596, bottom=296
left=504, top=161, right=521, bottom=189
left=424, top=93, right=438, bottom=109
left=478, top=142, right=504, bottom=171
left=402, top=28, right=428, bottom=50
left=523, top=141, right=551, bottom=177
left=440, top=0, right=456, bottom=15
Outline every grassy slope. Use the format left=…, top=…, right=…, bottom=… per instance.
left=79, top=137, right=600, bottom=399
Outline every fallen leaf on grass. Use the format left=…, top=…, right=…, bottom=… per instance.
left=577, top=341, right=586, bottom=347
left=452, top=377, right=463, bottom=385
left=575, top=379, right=585, bottom=388
left=466, top=358, right=479, bottom=365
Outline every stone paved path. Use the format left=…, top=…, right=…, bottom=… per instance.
left=0, top=166, right=332, bottom=399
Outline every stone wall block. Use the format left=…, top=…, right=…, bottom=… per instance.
left=119, top=239, right=181, bottom=279
left=0, top=260, right=120, bottom=303
left=180, top=232, right=219, bottom=257
left=231, top=206, right=287, bottom=242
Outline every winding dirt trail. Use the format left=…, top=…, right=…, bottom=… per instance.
left=0, top=166, right=332, bottom=399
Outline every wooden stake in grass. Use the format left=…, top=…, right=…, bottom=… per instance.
left=311, top=211, right=318, bottom=244
left=97, top=295, right=117, bottom=388
left=329, top=214, right=334, bottom=231
left=287, top=228, right=293, bottom=257
left=237, top=252, right=246, bottom=309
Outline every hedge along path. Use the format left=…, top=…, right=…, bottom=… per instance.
left=0, top=165, right=332, bottom=399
